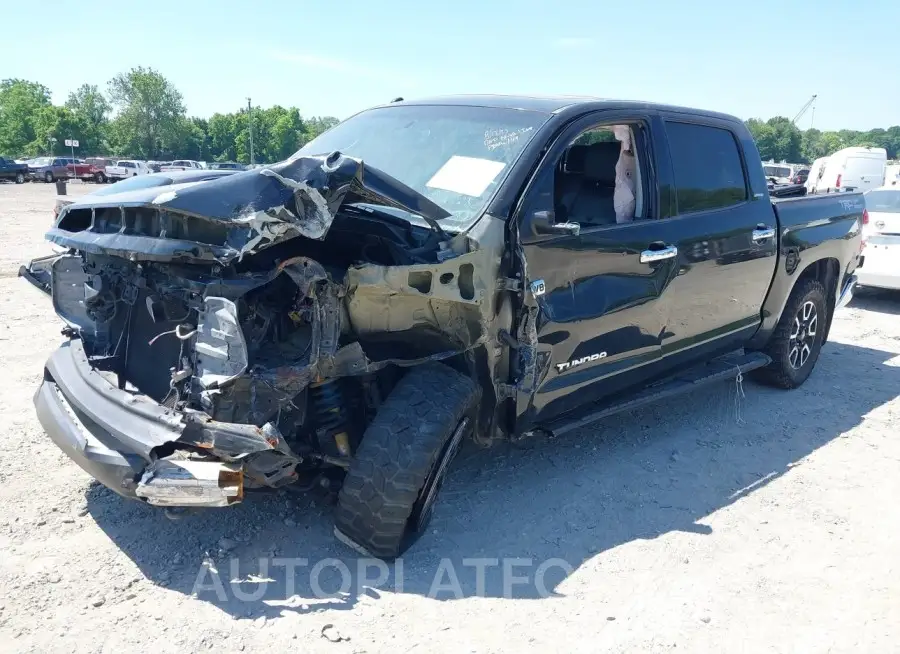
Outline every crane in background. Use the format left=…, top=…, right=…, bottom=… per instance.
left=793, top=95, right=817, bottom=129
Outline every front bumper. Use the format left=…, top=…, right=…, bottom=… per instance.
left=34, top=339, right=186, bottom=498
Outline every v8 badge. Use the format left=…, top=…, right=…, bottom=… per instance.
left=530, top=279, right=546, bottom=297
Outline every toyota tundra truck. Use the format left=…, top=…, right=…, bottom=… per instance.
left=20, top=96, right=861, bottom=558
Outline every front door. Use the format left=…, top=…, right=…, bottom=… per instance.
left=513, top=114, right=678, bottom=430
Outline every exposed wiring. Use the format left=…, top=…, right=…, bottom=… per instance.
left=148, top=323, right=197, bottom=346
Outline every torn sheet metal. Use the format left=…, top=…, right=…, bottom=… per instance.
left=194, top=297, right=249, bottom=389
left=48, top=153, right=452, bottom=265
left=135, top=458, right=244, bottom=507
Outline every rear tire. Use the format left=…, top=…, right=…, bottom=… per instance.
left=334, top=363, right=479, bottom=559
left=754, top=278, right=828, bottom=389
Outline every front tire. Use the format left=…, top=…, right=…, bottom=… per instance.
left=334, top=363, right=479, bottom=559
left=15, top=172, right=25, bottom=184
left=754, top=278, right=828, bottom=389
left=44, top=171, right=53, bottom=183
left=95, top=172, right=106, bottom=184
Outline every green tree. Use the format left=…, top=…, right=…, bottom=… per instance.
left=65, top=84, right=110, bottom=154
left=0, top=79, right=52, bottom=155
left=107, top=67, right=186, bottom=159
left=207, top=112, right=239, bottom=161
left=29, top=105, right=89, bottom=156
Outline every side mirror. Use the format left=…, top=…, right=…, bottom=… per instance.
left=531, top=210, right=580, bottom=237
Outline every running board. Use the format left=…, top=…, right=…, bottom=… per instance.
left=545, top=350, right=771, bottom=437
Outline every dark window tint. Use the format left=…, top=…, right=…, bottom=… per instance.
left=666, top=122, right=747, bottom=213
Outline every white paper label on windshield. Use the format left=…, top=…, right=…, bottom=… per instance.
left=426, top=156, right=506, bottom=197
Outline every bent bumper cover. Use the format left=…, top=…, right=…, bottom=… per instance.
left=34, top=339, right=185, bottom=498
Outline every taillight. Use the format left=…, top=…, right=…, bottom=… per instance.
left=836, top=174, right=842, bottom=188
left=862, top=208, right=869, bottom=225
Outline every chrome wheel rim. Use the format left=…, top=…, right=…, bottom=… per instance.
left=789, top=300, right=818, bottom=369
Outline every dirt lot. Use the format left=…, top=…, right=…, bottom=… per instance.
left=1, top=181, right=899, bottom=653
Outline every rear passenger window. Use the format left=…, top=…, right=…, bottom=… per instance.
left=666, top=122, right=747, bottom=213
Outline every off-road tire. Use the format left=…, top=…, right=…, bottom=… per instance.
left=15, top=172, right=25, bottom=184
left=95, top=172, right=106, bottom=184
left=754, top=278, right=828, bottom=389
left=334, top=363, right=479, bottom=559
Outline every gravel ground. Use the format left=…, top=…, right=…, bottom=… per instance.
left=1, top=181, right=899, bottom=653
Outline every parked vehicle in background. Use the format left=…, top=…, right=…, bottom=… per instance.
left=884, top=163, right=900, bottom=187
left=763, top=162, right=795, bottom=184
left=0, top=156, right=29, bottom=183
left=856, top=187, right=900, bottom=290
left=67, top=160, right=107, bottom=183
left=208, top=161, right=245, bottom=170
left=85, top=157, right=116, bottom=173
left=791, top=168, right=810, bottom=185
left=816, top=147, right=887, bottom=194
left=106, top=160, right=150, bottom=181
left=27, top=157, right=71, bottom=183
left=19, top=95, right=862, bottom=559
left=160, top=160, right=202, bottom=171
left=805, top=157, right=829, bottom=194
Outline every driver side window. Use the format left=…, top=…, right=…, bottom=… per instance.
left=553, top=124, right=646, bottom=226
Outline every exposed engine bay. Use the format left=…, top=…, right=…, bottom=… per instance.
left=30, top=153, right=511, bottom=503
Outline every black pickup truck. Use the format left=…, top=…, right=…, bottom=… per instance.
left=0, top=156, right=28, bottom=183
left=20, top=96, right=861, bottom=558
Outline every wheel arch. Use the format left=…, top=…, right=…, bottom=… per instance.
left=750, top=255, right=841, bottom=349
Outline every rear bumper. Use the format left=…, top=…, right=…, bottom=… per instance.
left=857, top=270, right=900, bottom=291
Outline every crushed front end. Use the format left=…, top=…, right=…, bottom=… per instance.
left=26, top=153, right=509, bottom=508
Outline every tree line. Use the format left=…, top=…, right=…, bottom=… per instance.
left=745, top=116, right=900, bottom=164
left=2, top=69, right=898, bottom=165
left=0, top=68, right=339, bottom=163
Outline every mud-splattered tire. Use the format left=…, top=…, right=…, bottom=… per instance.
left=754, top=278, right=828, bottom=389
left=334, top=363, right=479, bottom=559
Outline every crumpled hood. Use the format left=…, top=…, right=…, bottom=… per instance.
left=48, top=153, right=450, bottom=264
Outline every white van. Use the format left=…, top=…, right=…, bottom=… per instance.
left=884, top=163, right=900, bottom=187
left=805, top=156, right=829, bottom=194
left=816, top=146, right=887, bottom=194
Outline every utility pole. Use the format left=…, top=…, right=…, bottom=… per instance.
left=247, top=97, right=254, bottom=165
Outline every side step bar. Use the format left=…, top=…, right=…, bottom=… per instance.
left=546, top=350, right=771, bottom=437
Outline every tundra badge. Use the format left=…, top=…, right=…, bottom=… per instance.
left=556, top=352, right=607, bottom=373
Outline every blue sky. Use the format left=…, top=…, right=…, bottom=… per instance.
left=7, top=0, right=898, bottom=130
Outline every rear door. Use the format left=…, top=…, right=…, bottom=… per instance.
left=653, top=116, right=778, bottom=367
left=514, top=111, right=679, bottom=429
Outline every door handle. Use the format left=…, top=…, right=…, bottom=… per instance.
left=640, top=245, right=678, bottom=263
left=752, top=227, right=776, bottom=242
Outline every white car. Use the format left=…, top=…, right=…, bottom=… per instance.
left=857, top=187, right=900, bottom=291
left=106, top=160, right=150, bottom=181
left=160, top=159, right=203, bottom=172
